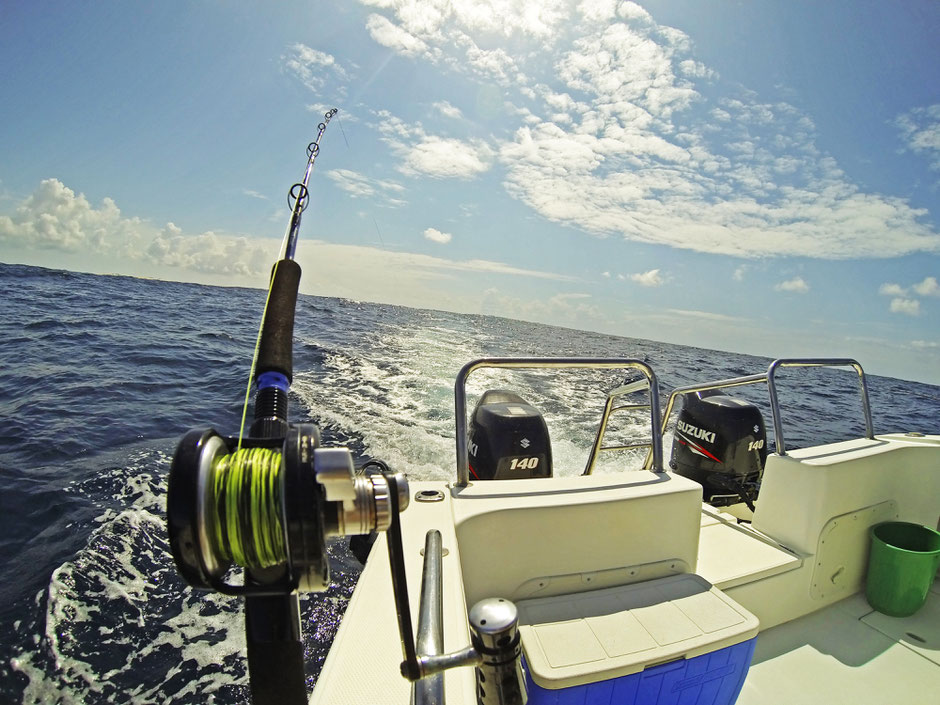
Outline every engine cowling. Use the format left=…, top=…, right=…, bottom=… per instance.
left=669, top=390, right=766, bottom=507
left=468, top=390, right=552, bottom=480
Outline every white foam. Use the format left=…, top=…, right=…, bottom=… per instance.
left=10, top=452, right=249, bottom=704
left=292, top=326, right=662, bottom=480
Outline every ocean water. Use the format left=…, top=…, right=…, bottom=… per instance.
left=1, top=261, right=937, bottom=704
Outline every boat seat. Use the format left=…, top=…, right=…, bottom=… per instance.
left=453, top=472, right=704, bottom=606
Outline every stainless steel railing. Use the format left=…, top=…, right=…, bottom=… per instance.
left=767, top=358, right=873, bottom=455
left=453, top=357, right=873, bottom=482
left=582, top=378, right=656, bottom=475
left=644, top=357, right=874, bottom=468
left=413, top=530, right=444, bottom=705
left=454, top=358, right=663, bottom=486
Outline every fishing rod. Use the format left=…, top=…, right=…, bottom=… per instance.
left=166, top=109, right=410, bottom=705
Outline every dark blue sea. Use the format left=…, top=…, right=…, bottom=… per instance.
left=1, top=261, right=937, bottom=703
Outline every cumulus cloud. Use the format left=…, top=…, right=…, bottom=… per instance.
left=890, top=297, right=920, bottom=316
left=145, top=224, right=270, bottom=276
left=0, top=178, right=140, bottom=254
left=774, top=277, right=810, bottom=293
left=878, top=275, right=940, bottom=316
left=879, top=282, right=907, bottom=297
left=630, top=268, right=664, bottom=287
left=879, top=276, right=938, bottom=315
left=913, top=276, right=939, bottom=297
left=0, top=179, right=270, bottom=276
left=423, top=227, right=452, bottom=244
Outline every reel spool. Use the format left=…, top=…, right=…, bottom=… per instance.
left=167, top=423, right=408, bottom=595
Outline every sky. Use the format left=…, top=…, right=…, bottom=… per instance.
left=2, top=1, right=939, bottom=385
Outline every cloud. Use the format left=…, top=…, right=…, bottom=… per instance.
left=774, top=277, right=810, bottom=293
left=372, top=112, right=494, bottom=179
left=895, top=104, right=940, bottom=171
left=144, top=224, right=270, bottom=276
left=630, top=268, right=664, bottom=287
left=454, top=258, right=572, bottom=280
left=281, top=44, right=349, bottom=94
left=359, top=3, right=940, bottom=259
left=242, top=189, right=268, bottom=201
left=433, top=100, right=463, bottom=119
left=881, top=276, right=939, bottom=298
left=0, top=179, right=270, bottom=276
left=890, top=297, right=920, bottom=316
left=913, top=276, right=939, bottom=297
left=733, top=265, right=748, bottom=281
left=879, top=277, right=938, bottom=314
left=401, top=136, right=493, bottom=178
left=911, top=340, right=939, bottom=349
left=366, top=13, right=430, bottom=57
left=327, top=168, right=406, bottom=205
left=1, top=178, right=573, bottom=298
left=666, top=308, right=746, bottom=323
left=424, top=227, right=452, bottom=244
left=360, top=0, right=567, bottom=84
left=879, top=282, right=907, bottom=297
left=0, top=178, right=140, bottom=253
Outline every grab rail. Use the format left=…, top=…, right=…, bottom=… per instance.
left=767, top=358, right=874, bottom=455
left=644, top=357, right=873, bottom=468
left=455, top=358, right=662, bottom=486
left=413, top=530, right=444, bottom=705
left=583, top=379, right=655, bottom=475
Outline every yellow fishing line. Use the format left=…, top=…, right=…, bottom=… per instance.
left=212, top=447, right=286, bottom=569
left=237, top=260, right=283, bottom=451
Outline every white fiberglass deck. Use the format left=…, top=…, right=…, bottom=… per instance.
left=312, top=433, right=940, bottom=704
left=738, top=579, right=940, bottom=704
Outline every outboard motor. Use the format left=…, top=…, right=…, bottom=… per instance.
left=468, top=390, right=552, bottom=480
left=669, top=390, right=766, bottom=509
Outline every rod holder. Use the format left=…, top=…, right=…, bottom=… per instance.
left=469, top=598, right=527, bottom=705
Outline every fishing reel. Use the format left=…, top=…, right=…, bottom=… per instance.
left=167, top=423, right=409, bottom=595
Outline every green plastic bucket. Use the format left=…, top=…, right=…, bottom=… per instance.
left=866, top=521, right=940, bottom=617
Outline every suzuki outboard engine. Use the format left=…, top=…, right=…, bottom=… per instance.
left=669, top=390, right=766, bottom=508
left=468, top=390, right=552, bottom=480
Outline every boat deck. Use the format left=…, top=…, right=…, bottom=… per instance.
left=312, top=430, right=940, bottom=705
left=738, top=579, right=940, bottom=704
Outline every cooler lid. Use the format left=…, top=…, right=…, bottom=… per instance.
left=517, top=573, right=759, bottom=689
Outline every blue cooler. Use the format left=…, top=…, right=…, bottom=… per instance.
left=517, top=574, right=759, bottom=705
